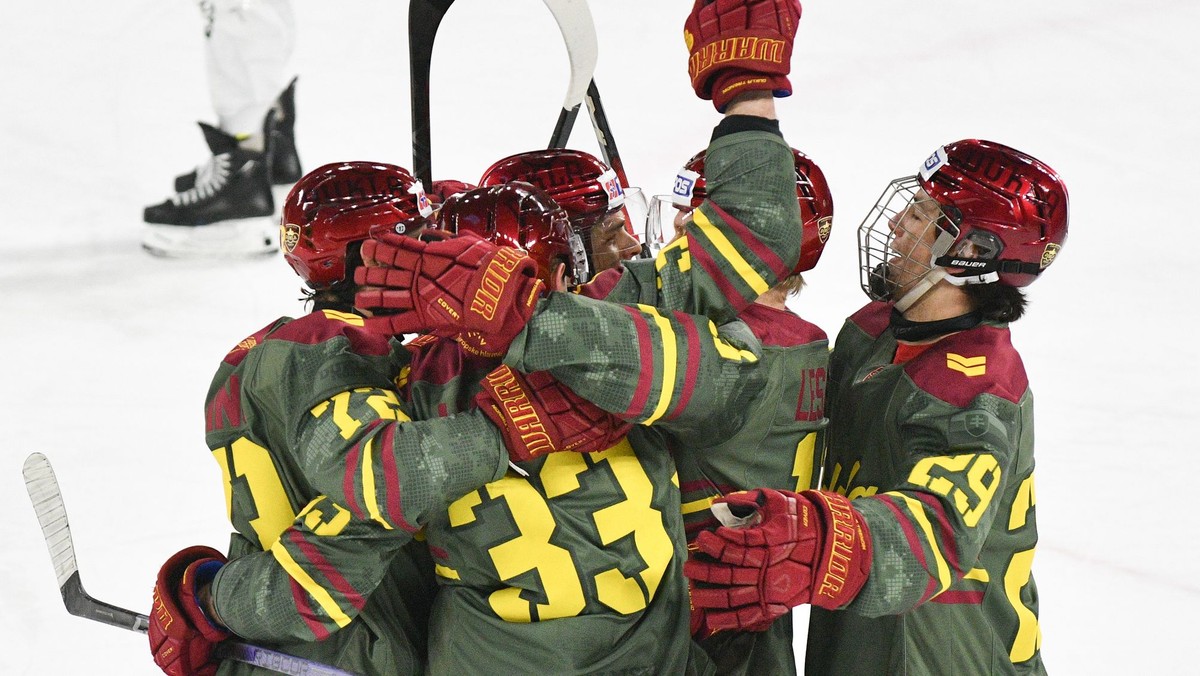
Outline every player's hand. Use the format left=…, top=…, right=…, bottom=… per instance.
left=684, top=0, right=802, bottom=112
left=684, top=488, right=871, bottom=631
left=149, top=546, right=230, bottom=676
left=475, top=365, right=631, bottom=463
left=354, top=229, right=545, bottom=357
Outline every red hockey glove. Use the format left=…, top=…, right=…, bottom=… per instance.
left=149, top=546, right=230, bottom=676
left=355, top=229, right=545, bottom=357
left=688, top=577, right=767, bottom=639
left=684, top=0, right=802, bottom=112
left=684, top=488, right=871, bottom=632
left=475, top=365, right=632, bottom=463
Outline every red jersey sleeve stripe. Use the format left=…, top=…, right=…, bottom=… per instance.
left=876, top=494, right=940, bottom=603
left=665, top=313, right=702, bottom=421
left=914, top=491, right=961, bottom=573
left=686, top=231, right=751, bottom=311
left=705, top=201, right=787, bottom=278
left=286, top=529, right=367, bottom=611
left=378, top=425, right=417, bottom=533
left=930, top=590, right=985, bottom=605
left=289, top=576, right=331, bottom=641
left=342, top=443, right=365, bottom=520
left=620, top=305, right=657, bottom=419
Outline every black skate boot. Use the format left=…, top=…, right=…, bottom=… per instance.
left=142, top=122, right=277, bottom=258
left=172, top=77, right=301, bottom=192
left=267, top=76, right=302, bottom=185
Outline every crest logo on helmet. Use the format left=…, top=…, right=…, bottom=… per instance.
left=817, top=216, right=833, bottom=243
left=1040, top=242, right=1061, bottom=269
left=281, top=223, right=301, bottom=253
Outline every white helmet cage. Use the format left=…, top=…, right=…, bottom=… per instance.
left=858, top=175, right=963, bottom=302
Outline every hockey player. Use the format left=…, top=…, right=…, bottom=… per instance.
left=665, top=147, right=834, bottom=675
left=142, top=0, right=302, bottom=258
left=372, top=183, right=695, bottom=674
left=478, top=148, right=644, bottom=277
left=354, top=2, right=812, bottom=672
left=146, top=162, right=629, bottom=676
left=685, top=140, right=1069, bottom=675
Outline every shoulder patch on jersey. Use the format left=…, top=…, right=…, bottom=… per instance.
left=946, top=353, right=987, bottom=377
left=903, top=325, right=1028, bottom=407
left=847, top=301, right=893, bottom=339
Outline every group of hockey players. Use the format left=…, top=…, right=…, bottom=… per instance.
left=144, top=1, right=1069, bottom=675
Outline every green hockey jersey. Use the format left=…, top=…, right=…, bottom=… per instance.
left=680, top=302, right=828, bottom=676
left=808, top=301, right=1045, bottom=675
left=505, top=124, right=815, bottom=675
left=202, top=308, right=510, bottom=675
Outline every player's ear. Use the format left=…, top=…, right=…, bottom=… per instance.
left=553, top=262, right=570, bottom=292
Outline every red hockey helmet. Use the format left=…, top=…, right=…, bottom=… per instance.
left=438, top=182, right=588, bottom=287
left=478, top=149, right=628, bottom=262
left=672, top=147, right=833, bottom=275
left=281, top=161, right=433, bottom=288
left=919, top=139, right=1068, bottom=287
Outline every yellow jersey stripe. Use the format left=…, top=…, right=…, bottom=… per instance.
left=692, top=209, right=769, bottom=295
left=361, top=437, right=393, bottom=530
left=638, top=305, right=678, bottom=425
left=680, top=495, right=717, bottom=515
left=271, top=541, right=353, bottom=628
left=890, top=493, right=953, bottom=594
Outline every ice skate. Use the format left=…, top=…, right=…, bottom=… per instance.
left=172, top=77, right=302, bottom=191
left=142, top=122, right=277, bottom=258
left=267, top=76, right=302, bottom=185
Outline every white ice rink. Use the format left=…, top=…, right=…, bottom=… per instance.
left=2, top=1, right=1197, bottom=673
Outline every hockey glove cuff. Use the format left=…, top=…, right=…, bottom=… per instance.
left=475, top=365, right=632, bottom=464
left=684, top=489, right=871, bottom=632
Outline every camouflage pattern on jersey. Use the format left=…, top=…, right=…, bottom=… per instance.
left=202, top=310, right=509, bottom=674
left=511, top=129, right=812, bottom=675
left=808, top=301, right=1045, bottom=675
left=578, top=128, right=802, bottom=324
left=399, top=337, right=692, bottom=675
left=678, top=303, right=827, bottom=676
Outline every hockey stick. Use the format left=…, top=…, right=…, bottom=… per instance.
left=22, top=453, right=357, bottom=676
left=543, top=0, right=599, bottom=149
left=582, top=78, right=630, bottom=189
left=408, top=0, right=600, bottom=185
left=408, top=0, right=456, bottom=188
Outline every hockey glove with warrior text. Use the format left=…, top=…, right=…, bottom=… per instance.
left=476, top=365, right=632, bottom=463
left=149, top=546, right=230, bottom=676
left=684, top=0, right=802, bottom=112
left=355, top=229, right=544, bottom=357
left=685, top=488, right=871, bottom=634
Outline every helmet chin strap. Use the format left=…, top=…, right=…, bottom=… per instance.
left=893, top=266, right=1000, bottom=312
left=943, top=270, right=1000, bottom=286
left=893, top=268, right=947, bottom=312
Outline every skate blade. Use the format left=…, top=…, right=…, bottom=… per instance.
left=141, top=217, right=279, bottom=259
